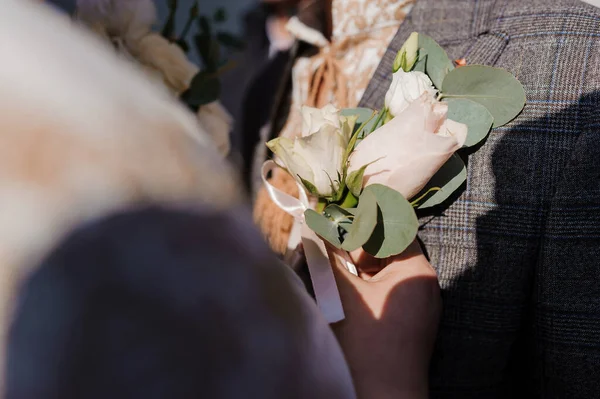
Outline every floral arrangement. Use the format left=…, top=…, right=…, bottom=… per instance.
left=74, top=0, right=244, bottom=155
left=264, top=32, right=525, bottom=293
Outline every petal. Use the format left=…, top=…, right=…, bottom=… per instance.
left=267, top=137, right=315, bottom=186
left=301, top=104, right=340, bottom=137
left=349, top=96, right=465, bottom=198
left=437, top=118, right=468, bottom=147
left=295, top=125, right=345, bottom=195
left=423, top=96, right=448, bottom=133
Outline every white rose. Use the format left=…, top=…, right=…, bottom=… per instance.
left=385, top=69, right=437, bottom=116
left=348, top=94, right=467, bottom=200
left=268, top=107, right=347, bottom=197
left=301, top=104, right=340, bottom=137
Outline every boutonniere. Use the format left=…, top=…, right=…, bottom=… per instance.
left=262, top=32, right=525, bottom=322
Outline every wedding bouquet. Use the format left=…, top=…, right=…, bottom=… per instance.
left=263, top=33, right=525, bottom=320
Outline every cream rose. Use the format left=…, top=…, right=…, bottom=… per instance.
left=348, top=94, right=468, bottom=199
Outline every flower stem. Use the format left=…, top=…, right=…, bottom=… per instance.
left=340, top=191, right=358, bottom=208
left=316, top=199, right=327, bottom=214
left=370, top=107, right=388, bottom=134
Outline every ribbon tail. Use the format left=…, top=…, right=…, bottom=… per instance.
left=261, top=160, right=346, bottom=323
left=301, top=223, right=345, bottom=323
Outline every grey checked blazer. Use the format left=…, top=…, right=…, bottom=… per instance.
left=360, top=0, right=600, bottom=397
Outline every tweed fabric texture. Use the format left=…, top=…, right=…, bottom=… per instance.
left=360, top=0, right=600, bottom=397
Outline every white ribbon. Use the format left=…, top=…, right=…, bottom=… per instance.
left=261, top=161, right=346, bottom=323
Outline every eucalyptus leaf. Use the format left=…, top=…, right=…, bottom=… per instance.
left=441, top=65, right=526, bottom=127
left=341, top=190, right=378, bottom=252
left=362, top=185, right=419, bottom=258
left=412, top=50, right=427, bottom=73
left=305, top=209, right=342, bottom=248
left=414, top=154, right=467, bottom=209
left=340, top=108, right=374, bottom=126
left=324, top=204, right=354, bottom=231
left=417, top=34, right=454, bottom=89
left=446, top=98, right=494, bottom=147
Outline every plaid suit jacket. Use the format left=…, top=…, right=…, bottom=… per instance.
left=360, top=1, right=600, bottom=397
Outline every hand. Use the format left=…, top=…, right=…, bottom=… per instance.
left=327, top=241, right=441, bottom=399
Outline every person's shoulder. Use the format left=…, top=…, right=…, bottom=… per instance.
left=506, top=0, right=600, bottom=18
left=495, top=0, right=600, bottom=41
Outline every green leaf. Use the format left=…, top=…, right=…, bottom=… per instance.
left=216, top=32, right=245, bottom=50
left=181, top=71, right=221, bottom=106
left=341, top=190, right=378, bottom=252
left=367, top=108, right=388, bottom=135
left=414, top=154, right=467, bottom=209
left=362, top=185, right=419, bottom=258
left=345, top=159, right=381, bottom=198
left=340, top=114, right=359, bottom=140
left=341, top=109, right=376, bottom=166
left=298, top=176, right=320, bottom=196
left=445, top=98, right=494, bottom=147
left=214, top=7, right=227, bottom=22
left=304, top=209, right=342, bottom=248
left=346, top=166, right=367, bottom=197
left=324, top=205, right=354, bottom=231
left=412, top=50, right=427, bottom=73
left=410, top=187, right=442, bottom=207
left=417, top=34, right=454, bottom=90
left=441, top=65, right=526, bottom=127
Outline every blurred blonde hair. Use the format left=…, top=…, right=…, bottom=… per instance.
left=0, top=0, right=241, bottom=388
